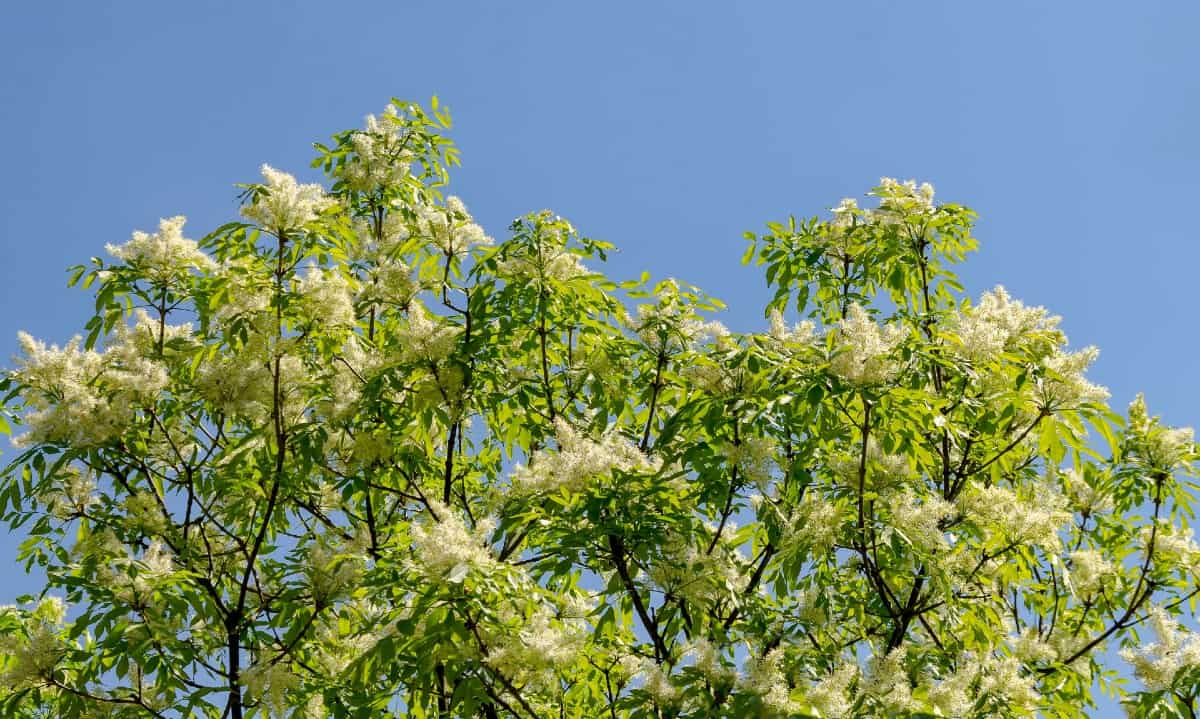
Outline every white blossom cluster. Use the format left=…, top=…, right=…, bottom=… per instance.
left=957, top=482, right=1071, bottom=551
left=395, top=302, right=461, bottom=364
left=1127, top=394, right=1196, bottom=472
left=414, top=196, right=492, bottom=256
left=859, top=648, right=921, bottom=714
left=739, top=648, right=800, bottom=715
left=635, top=279, right=728, bottom=352
left=409, top=501, right=498, bottom=581
left=804, top=662, right=858, bottom=718
left=780, top=492, right=842, bottom=557
left=340, top=104, right=416, bottom=193
left=767, top=308, right=816, bottom=346
left=11, top=310, right=185, bottom=447
left=104, top=215, right=215, bottom=283
left=512, top=418, right=655, bottom=495
left=871, top=177, right=937, bottom=221
left=241, top=164, right=334, bottom=235
left=296, top=265, right=357, bottom=328
left=0, top=598, right=68, bottom=690
left=496, top=214, right=590, bottom=281
left=945, top=286, right=1059, bottom=365
left=484, top=604, right=584, bottom=684
left=306, top=533, right=366, bottom=606
left=242, top=660, right=301, bottom=719
left=885, top=488, right=955, bottom=553
left=1120, top=608, right=1200, bottom=692
left=1036, top=346, right=1109, bottom=410
left=829, top=304, right=907, bottom=386
left=1066, top=549, right=1116, bottom=597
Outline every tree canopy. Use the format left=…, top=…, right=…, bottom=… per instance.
left=1, top=98, right=1198, bottom=718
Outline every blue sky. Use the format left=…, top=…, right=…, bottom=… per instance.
left=2, top=2, right=1197, bottom=715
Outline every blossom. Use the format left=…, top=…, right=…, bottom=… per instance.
left=805, top=662, right=858, bottom=719
left=957, top=483, right=1070, bottom=551
left=828, top=304, right=907, bottom=385
left=1067, top=549, right=1115, bottom=597
left=105, top=215, right=215, bottom=281
left=782, top=492, right=842, bottom=557
left=512, top=418, right=654, bottom=495
left=484, top=606, right=583, bottom=678
left=396, top=302, right=460, bottom=363
left=886, top=488, right=955, bottom=553
left=1120, top=608, right=1200, bottom=692
left=409, top=501, right=497, bottom=580
left=415, top=196, right=492, bottom=256
left=296, top=265, right=357, bottom=327
left=872, top=177, right=937, bottom=219
left=946, top=286, right=1060, bottom=365
left=339, top=104, right=416, bottom=192
left=306, top=535, right=365, bottom=605
left=243, top=661, right=301, bottom=719
left=740, top=648, right=800, bottom=716
left=860, top=648, right=920, bottom=713
left=635, top=279, right=727, bottom=352
left=11, top=332, right=126, bottom=447
left=767, top=308, right=816, bottom=346
left=977, top=655, right=1039, bottom=711
left=1035, top=346, right=1109, bottom=409
left=241, top=164, right=334, bottom=234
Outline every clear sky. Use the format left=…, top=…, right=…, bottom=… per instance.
left=1, top=3, right=1197, bottom=715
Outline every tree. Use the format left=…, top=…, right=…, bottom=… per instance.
left=1, top=98, right=1197, bottom=719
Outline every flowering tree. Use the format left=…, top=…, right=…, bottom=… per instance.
left=1, top=98, right=1198, bottom=719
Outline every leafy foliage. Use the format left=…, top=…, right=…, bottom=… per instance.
left=2, top=99, right=1198, bottom=718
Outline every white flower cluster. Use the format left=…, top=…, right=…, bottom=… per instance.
left=306, top=534, right=366, bottom=606
left=496, top=214, right=589, bottom=281
left=804, top=662, right=858, bottom=719
left=243, top=660, right=301, bottom=719
left=781, top=492, right=842, bottom=557
left=859, top=648, right=920, bottom=714
left=37, top=466, right=99, bottom=520
left=959, top=481, right=1071, bottom=551
left=976, top=655, right=1040, bottom=711
left=872, top=177, right=937, bottom=220
left=1127, top=394, right=1196, bottom=472
left=829, top=304, right=907, bottom=386
left=635, top=279, right=728, bottom=352
left=1036, top=346, right=1109, bottom=410
left=105, top=215, right=215, bottom=282
left=647, top=529, right=746, bottom=606
left=340, top=104, right=416, bottom=192
left=720, top=437, right=776, bottom=485
left=415, top=196, right=492, bottom=256
left=686, top=638, right=734, bottom=686
left=296, top=265, right=357, bottom=328
left=409, top=501, right=498, bottom=581
left=484, top=605, right=583, bottom=681
left=11, top=311, right=182, bottom=448
left=1060, top=468, right=1113, bottom=516
left=359, top=257, right=417, bottom=310
left=886, top=488, right=955, bottom=553
left=1141, top=521, right=1200, bottom=577
left=1120, top=608, right=1200, bottom=692
left=395, top=302, right=461, bottom=364
left=946, top=286, right=1059, bottom=365
left=767, top=308, right=816, bottom=346
left=1066, top=549, right=1116, bottom=597
left=0, top=598, right=68, bottom=689
left=512, top=418, right=655, bottom=495
left=925, top=661, right=977, bottom=717
left=739, top=648, right=800, bottom=716
left=194, top=333, right=306, bottom=421
left=241, top=164, right=334, bottom=235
